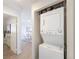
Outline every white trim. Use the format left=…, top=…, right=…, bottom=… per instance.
left=3, top=11, right=18, bottom=17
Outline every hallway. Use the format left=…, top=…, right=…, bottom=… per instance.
left=3, top=42, right=32, bottom=59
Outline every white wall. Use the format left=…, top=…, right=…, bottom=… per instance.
left=20, top=8, right=32, bottom=41
left=3, top=18, right=7, bottom=31
left=67, top=0, right=75, bottom=59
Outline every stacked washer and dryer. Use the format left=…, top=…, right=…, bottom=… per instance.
left=39, top=7, right=64, bottom=59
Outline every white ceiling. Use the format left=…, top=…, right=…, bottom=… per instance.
left=32, top=0, right=39, bottom=3
left=3, top=0, right=38, bottom=12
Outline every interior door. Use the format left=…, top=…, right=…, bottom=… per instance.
left=10, top=17, right=17, bottom=54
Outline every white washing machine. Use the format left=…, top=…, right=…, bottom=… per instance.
left=39, top=7, right=64, bottom=59
left=39, top=43, right=64, bottom=59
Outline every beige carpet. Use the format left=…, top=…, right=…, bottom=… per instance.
left=3, top=42, right=32, bottom=59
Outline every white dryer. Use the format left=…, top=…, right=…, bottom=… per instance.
left=39, top=43, right=64, bottom=59
left=39, top=7, right=64, bottom=59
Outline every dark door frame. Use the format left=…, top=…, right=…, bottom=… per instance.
left=38, top=1, right=67, bottom=59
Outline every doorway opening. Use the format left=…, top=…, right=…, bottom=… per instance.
left=3, top=12, right=32, bottom=59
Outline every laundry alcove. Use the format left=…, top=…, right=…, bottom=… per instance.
left=32, top=0, right=67, bottom=59
left=32, top=0, right=75, bottom=59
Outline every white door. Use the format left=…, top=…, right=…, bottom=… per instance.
left=10, top=17, right=17, bottom=54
